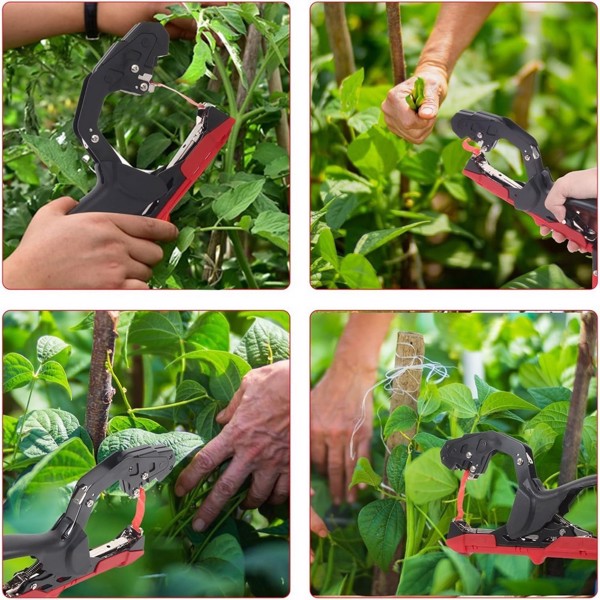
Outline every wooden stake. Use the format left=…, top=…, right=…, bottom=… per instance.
left=324, top=4, right=356, bottom=85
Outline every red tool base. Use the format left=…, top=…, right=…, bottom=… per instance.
left=156, top=117, right=235, bottom=221
left=447, top=533, right=598, bottom=565
left=17, top=550, right=144, bottom=598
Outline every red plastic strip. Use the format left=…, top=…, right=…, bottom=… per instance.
left=152, top=82, right=205, bottom=109
left=447, top=532, right=597, bottom=564
left=455, top=470, right=470, bottom=521
left=462, top=138, right=481, bottom=156
left=131, top=487, right=146, bottom=533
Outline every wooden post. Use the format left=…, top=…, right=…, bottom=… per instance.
left=372, top=331, right=425, bottom=595
left=324, top=4, right=355, bottom=85
left=85, top=311, right=120, bottom=454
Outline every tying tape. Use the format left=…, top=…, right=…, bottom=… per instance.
left=152, top=82, right=206, bottom=109
left=131, top=487, right=146, bottom=532
left=455, top=470, right=470, bottom=521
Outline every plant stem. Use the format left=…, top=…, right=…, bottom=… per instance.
left=9, top=379, right=36, bottom=469
left=131, top=396, right=206, bottom=413
left=229, top=230, right=259, bottom=289
left=178, top=338, right=186, bottom=386
left=105, top=355, right=134, bottom=417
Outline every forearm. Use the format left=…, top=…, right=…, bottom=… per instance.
left=416, top=2, right=498, bottom=78
left=333, top=313, right=394, bottom=372
left=3, top=3, right=87, bottom=49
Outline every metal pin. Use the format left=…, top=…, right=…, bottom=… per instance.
left=140, top=82, right=148, bottom=92
left=91, top=134, right=99, bottom=143
left=477, top=132, right=483, bottom=139
left=466, top=452, right=472, bottom=459
left=142, top=472, right=149, bottom=480
left=131, top=64, right=140, bottom=73
left=517, top=457, right=524, bottom=465
left=86, top=500, right=94, bottom=508
left=469, top=465, right=477, bottom=473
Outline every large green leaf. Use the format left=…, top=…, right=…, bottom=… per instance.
left=405, top=448, right=458, bottom=505
left=37, top=361, right=71, bottom=398
left=502, top=265, right=581, bottom=289
left=3, top=353, right=35, bottom=392
left=36, top=335, right=71, bottom=365
left=98, top=429, right=204, bottom=465
left=234, top=318, right=289, bottom=368
left=442, top=546, right=481, bottom=595
left=339, top=253, right=381, bottom=289
left=195, top=398, right=225, bottom=442
left=349, top=456, right=382, bottom=489
left=480, top=391, right=538, bottom=417
left=340, top=68, right=364, bottom=114
left=397, top=552, right=445, bottom=595
left=354, top=223, right=428, bottom=256
left=137, top=132, right=172, bottom=169
left=527, top=422, right=557, bottom=457
left=441, top=139, right=470, bottom=175
left=128, top=312, right=184, bottom=350
left=21, top=131, right=89, bottom=193
left=527, top=401, right=569, bottom=434
left=3, top=415, right=19, bottom=449
left=187, top=312, right=230, bottom=351
left=347, top=126, right=402, bottom=180
left=7, top=438, right=95, bottom=515
left=384, top=405, right=417, bottom=439
left=18, top=408, right=92, bottom=458
left=413, top=432, right=446, bottom=450
left=178, top=37, right=213, bottom=85
left=386, top=445, right=408, bottom=494
left=316, top=228, right=339, bottom=269
left=438, top=383, right=478, bottom=418
left=251, top=211, right=289, bottom=252
left=212, top=179, right=265, bottom=221
left=528, top=387, right=572, bottom=409
left=358, top=499, right=405, bottom=570
left=108, top=416, right=167, bottom=434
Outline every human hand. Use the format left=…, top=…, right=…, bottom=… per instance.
left=540, top=168, right=598, bottom=253
left=381, top=67, right=448, bottom=144
left=311, top=361, right=375, bottom=505
left=175, top=360, right=290, bottom=531
left=97, top=3, right=215, bottom=40
left=3, top=197, right=178, bottom=289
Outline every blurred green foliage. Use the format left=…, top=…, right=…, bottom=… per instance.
left=311, top=311, right=597, bottom=595
left=311, top=3, right=597, bottom=289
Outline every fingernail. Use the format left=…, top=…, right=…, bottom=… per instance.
left=420, top=107, right=434, bottom=116
left=175, top=485, right=185, bottom=497
left=193, top=519, right=206, bottom=532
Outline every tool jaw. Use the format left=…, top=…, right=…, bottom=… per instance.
left=3, top=445, right=175, bottom=597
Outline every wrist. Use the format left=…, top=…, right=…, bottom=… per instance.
left=414, top=61, right=449, bottom=82
left=3, top=253, right=31, bottom=289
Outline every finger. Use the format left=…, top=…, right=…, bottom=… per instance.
left=124, top=259, right=153, bottom=282
left=417, top=81, right=441, bottom=119
left=111, top=214, right=179, bottom=242
left=327, top=443, right=345, bottom=505
left=540, top=226, right=551, bottom=236
left=243, top=471, right=279, bottom=509
left=192, top=457, right=250, bottom=530
left=165, top=24, right=195, bottom=40
left=43, top=196, right=79, bottom=215
left=175, top=434, right=233, bottom=496
left=216, top=384, right=244, bottom=424
left=267, top=473, right=290, bottom=505
left=552, top=231, right=567, bottom=244
left=567, top=240, right=584, bottom=253
left=120, top=279, right=150, bottom=290
left=126, top=238, right=164, bottom=266
left=310, top=507, right=329, bottom=538
left=310, top=436, right=328, bottom=476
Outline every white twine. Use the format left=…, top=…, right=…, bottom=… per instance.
left=349, top=342, right=450, bottom=460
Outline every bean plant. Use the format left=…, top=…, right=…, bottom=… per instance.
left=3, top=3, right=289, bottom=289
left=3, top=310, right=290, bottom=597
left=310, top=312, right=597, bottom=596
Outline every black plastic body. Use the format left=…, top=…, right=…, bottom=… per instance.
left=441, top=432, right=597, bottom=539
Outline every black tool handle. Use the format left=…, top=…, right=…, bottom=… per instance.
left=3, top=532, right=56, bottom=561
left=564, top=198, right=597, bottom=242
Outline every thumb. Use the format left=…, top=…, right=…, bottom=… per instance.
left=417, top=83, right=441, bottom=119
left=216, top=389, right=243, bottom=424
left=44, top=197, right=79, bottom=215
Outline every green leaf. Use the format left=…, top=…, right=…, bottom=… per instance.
left=387, top=445, right=408, bottom=494
left=18, top=408, right=92, bottom=458
left=418, top=383, right=441, bottom=419
left=190, top=533, right=245, bottom=596
left=441, top=139, right=470, bottom=175
left=413, top=432, right=446, bottom=450
left=438, top=383, right=478, bottom=418
left=400, top=150, right=439, bottom=184
left=108, top=416, right=167, bottom=434
left=527, top=401, right=570, bottom=434
left=212, top=179, right=265, bottom=221
left=252, top=142, right=288, bottom=166
left=195, top=398, right=225, bottom=442
left=37, top=361, right=71, bottom=398
left=527, top=422, right=557, bottom=457
left=187, top=312, right=230, bottom=351
left=354, top=223, right=429, bottom=256
left=3, top=415, right=19, bottom=449
left=3, top=353, right=35, bottom=392
left=397, top=552, right=445, bottom=595
left=480, top=391, right=538, bottom=417
left=21, top=131, right=90, bottom=193
left=340, top=68, right=364, bottom=114
left=251, top=210, right=289, bottom=252
left=349, top=456, right=382, bottom=489
left=474, top=375, right=496, bottom=406
left=339, top=253, right=381, bottom=289
left=438, top=81, right=500, bottom=118
left=317, top=228, right=339, bottom=269
left=264, top=155, right=289, bottom=179
left=405, top=448, right=458, bottom=505
left=528, top=387, right=572, bottom=409
left=176, top=379, right=210, bottom=403
left=129, top=312, right=184, bottom=350
left=136, top=132, right=172, bottom=169
left=502, top=265, right=581, bottom=289
left=174, top=351, right=251, bottom=401
left=211, top=20, right=247, bottom=89
left=442, top=546, right=481, bottom=595
left=384, top=406, right=417, bottom=439
left=36, top=335, right=71, bottom=365
left=234, top=318, right=289, bottom=368
left=358, top=499, right=405, bottom=570
left=7, top=438, right=95, bottom=515
left=178, top=37, right=213, bottom=85
left=98, top=429, right=203, bottom=465
left=347, top=126, right=402, bottom=180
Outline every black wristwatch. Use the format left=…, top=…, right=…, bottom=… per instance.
left=84, top=2, right=99, bottom=40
